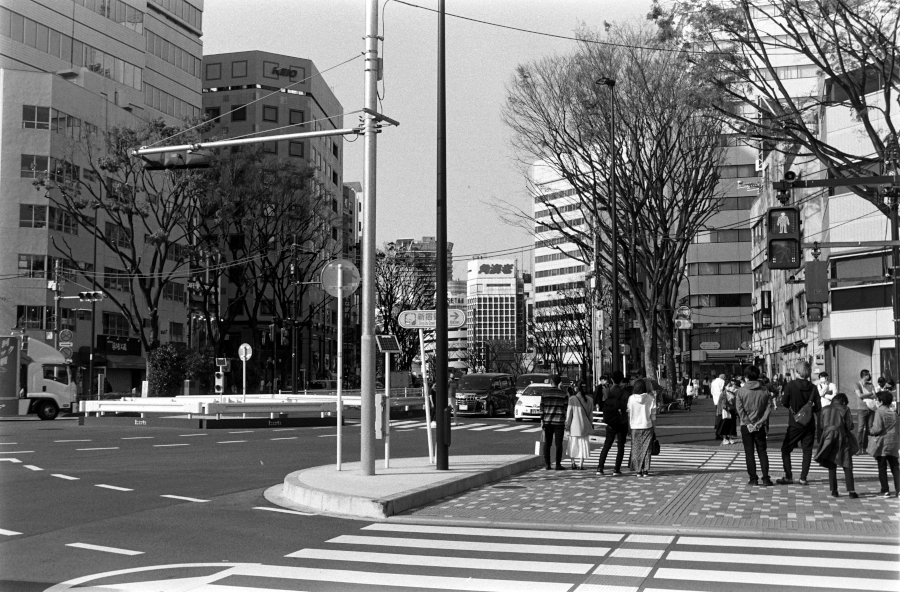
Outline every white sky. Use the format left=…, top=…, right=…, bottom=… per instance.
left=203, top=0, right=652, bottom=278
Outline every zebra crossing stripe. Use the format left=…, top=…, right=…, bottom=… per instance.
left=495, top=425, right=534, bottom=431
left=665, top=550, right=898, bottom=571
left=653, top=567, right=898, bottom=591
left=286, top=548, right=594, bottom=574
left=469, top=425, right=503, bottom=431
left=451, top=423, right=486, bottom=430
left=522, top=427, right=543, bottom=432
left=327, top=534, right=609, bottom=557
left=676, top=536, right=896, bottom=554
left=363, top=523, right=623, bottom=542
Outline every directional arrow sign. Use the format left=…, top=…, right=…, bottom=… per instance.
left=398, top=309, right=466, bottom=330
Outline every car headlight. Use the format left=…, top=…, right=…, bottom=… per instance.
left=515, top=399, right=523, bottom=407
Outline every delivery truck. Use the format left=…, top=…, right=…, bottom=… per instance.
left=0, top=334, right=77, bottom=420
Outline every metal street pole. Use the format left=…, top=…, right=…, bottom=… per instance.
left=435, top=0, right=449, bottom=470
left=889, top=143, right=900, bottom=379
left=360, top=0, right=379, bottom=476
left=88, top=206, right=98, bottom=403
left=291, top=237, right=299, bottom=395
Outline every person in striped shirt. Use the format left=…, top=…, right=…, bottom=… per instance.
left=540, top=374, right=569, bottom=470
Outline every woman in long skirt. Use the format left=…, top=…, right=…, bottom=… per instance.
left=565, top=382, right=594, bottom=469
left=627, top=378, right=657, bottom=477
left=716, top=382, right=738, bottom=445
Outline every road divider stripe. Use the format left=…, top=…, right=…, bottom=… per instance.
left=0, top=451, right=33, bottom=454
left=76, top=447, right=119, bottom=451
left=0, top=458, right=22, bottom=463
left=363, top=523, right=623, bottom=542
left=24, top=465, right=42, bottom=471
left=66, top=542, right=143, bottom=556
left=666, top=550, right=897, bottom=571
left=121, top=437, right=154, bottom=440
left=216, top=440, right=247, bottom=444
left=652, top=567, right=898, bottom=591
left=253, top=506, right=315, bottom=516
left=676, top=536, right=896, bottom=554
left=271, top=428, right=299, bottom=432
left=178, top=434, right=208, bottom=437
left=495, top=425, right=533, bottom=431
left=228, top=430, right=254, bottom=434
left=54, top=439, right=91, bottom=442
left=286, top=548, right=594, bottom=574
left=270, top=437, right=298, bottom=440
left=0, top=443, right=18, bottom=445
left=328, top=535, right=609, bottom=557
left=51, top=474, right=79, bottom=480
left=153, top=443, right=190, bottom=447
left=95, top=484, right=133, bottom=491
left=160, top=495, right=209, bottom=502
left=0, top=528, right=22, bottom=536
left=318, top=434, right=337, bottom=438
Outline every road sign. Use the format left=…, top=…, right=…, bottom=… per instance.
left=321, top=259, right=360, bottom=298
left=674, top=319, right=693, bottom=330
left=58, top=341, right=74, bottom=348
left=238, top=343, right=253, bottom=361
left=59, top=329, right=74, bottom=342
left=674, top=306, right=691, bottom=320
left=398, top=309, right=466, bottom=330
left=59, top=346, right=73, bottom=359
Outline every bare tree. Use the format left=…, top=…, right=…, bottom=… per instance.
left=375, top=247, right=435, bottom=370
left=651, top=0, right=900, bottom=215
left=502, top=25, right=727, bottom=379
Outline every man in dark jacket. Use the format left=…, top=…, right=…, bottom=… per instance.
left=736, top=365, right=774, bottom=486
left=777, top=361, right=821, bottom=485
left=540, top=374, right=569, bottom=470
left=596, top=370, right=628, bottom=475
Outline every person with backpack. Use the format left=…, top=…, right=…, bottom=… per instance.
left=776, top=360, right=821, bottom=486
left=596, top=371, right=628, bottom=475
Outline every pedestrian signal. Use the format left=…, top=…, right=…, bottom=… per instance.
left=805, top=260, right=829, bottom=303
left=767, top=206, right=801, bottom=270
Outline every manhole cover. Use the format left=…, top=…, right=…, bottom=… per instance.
left=493, top=485, right=526, bottom=489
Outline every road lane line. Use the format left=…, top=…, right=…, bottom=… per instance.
left=0, top=443, right=18, bottom=445
left=66, top=543, right=143, bottom=556
left=318, top=434, right=337, bottom=438
left=495, top=425, right=532, bottom=431
left=95, top=484, right=133, bottom=491
left=467, top=425, right=502, bottom=431
left=270, top=437, right=298, bottom=440
left=286, top=548, right=593, bottom=574
left=676, top=536, right=896, bottom=554
left=216, top=440, right=247, bottom=444
left=51, top=474, right=79, bottom=480
left=665, top=550, right=898, bottom=571
left=121, top=437, right=154, bottom=440
left=161, top=495, right=209, bottom=503
left=0, top=458, right=22, bottom=463
left=23, top=465, right=42, bottom=471
left=451, top=423, right=486, bottom=430
left=364, top=523, right=623, bottom=542
left=153, top=444, right=190, bottom=447
left=228, top=430, right=254, bottom=434
left=253, top=507, right=315, bottom=516
left=178, top=434, right=208, bottom=437
left=652, top=568, right=897, bottom=591
left=0, top=451, right=33, bottom=455
left=522, top=427, right=543, bottom=432
left=0, top=528, right=22, bottom=536
left=77, top=447, right=119, bottom=451
left=54, top=439, right=91, bottom=442
left=271, top=428, right=299, bottom=432
left=327, top=535, right=609, bottom=556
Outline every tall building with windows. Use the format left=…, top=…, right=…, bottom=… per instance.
left=0, top=1, right=204, bottom=392
left=466, top=258, right=526, bottom=372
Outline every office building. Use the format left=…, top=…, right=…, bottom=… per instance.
left=466, top=258, right=526, bottom=372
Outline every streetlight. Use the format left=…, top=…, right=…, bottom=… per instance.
left=596, top=76, right=620, bottom=374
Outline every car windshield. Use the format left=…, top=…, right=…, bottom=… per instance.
left=522, top=385, right=551, bottom=396
left=516, top=374, right=547, bottom=388
left=458, top=375, right=493, bottom=390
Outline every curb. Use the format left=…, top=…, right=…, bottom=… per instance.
left=279, top=455, right=545, bottom=520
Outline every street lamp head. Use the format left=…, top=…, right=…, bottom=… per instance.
left=596, top=77, right=616, bottom=87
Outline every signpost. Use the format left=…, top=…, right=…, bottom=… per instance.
left=397, top=309, right=466, bottom=330
left=321, top=259, right=361, bottom=472
left=375, top=334, right=401, bottom=468
left=238, top=343, right=252, bottom=401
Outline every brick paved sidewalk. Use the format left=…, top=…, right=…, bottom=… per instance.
left=405, top=449, right=900, bottom=537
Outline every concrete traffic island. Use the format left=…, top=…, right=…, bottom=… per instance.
left=267, top=454, right=543, bottom=520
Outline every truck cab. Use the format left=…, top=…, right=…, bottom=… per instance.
left=0, top=335, right=76, bottom=420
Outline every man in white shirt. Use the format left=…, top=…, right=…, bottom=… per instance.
left=816, top=372, right=836, bottom=407
left=711, top=373, right=726, bottom=438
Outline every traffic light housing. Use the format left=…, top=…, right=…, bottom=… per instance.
left=214, top=371, right=225, bottom=394
left=140, top=149, right=211, bottom=170
left=807, top=304, right=824, bottom=323
left=805, top=260, right=829, bottom=303
left=767, top=206, right=802, bottom=270
left=78, top=291, right=104, bottom=302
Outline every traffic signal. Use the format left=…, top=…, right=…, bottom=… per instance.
left=281, top=327, right=289, bottom=346
left=807, top=304, right=824, bottom=323
left=140, top=149, right=211, bottom=170
left=767, top=206, right=802, bottom=270
left=269, top=323, right=277, bottom=343
left=805, top=260, right=829, bottom=303
left=21, top=334, right=29, bottom=354
left=214, top=371, right=225, bottom=394
left=78, top=291, right=104, bottom=302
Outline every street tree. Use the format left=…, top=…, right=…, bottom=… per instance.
left=650, top=0, right=900, bottom=216
left=502, top=25, right=726, bottom=380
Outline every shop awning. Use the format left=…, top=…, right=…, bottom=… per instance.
left=106, top=355, right=146, bottom=370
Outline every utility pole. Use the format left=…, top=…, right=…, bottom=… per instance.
left=291, top=235, right=299, bottom=395
left=597, top=77, right=619, bottom=373
left=887, top=141, right=900, bottom=377
left=435, top=0, right=449, bottom=470
left=53, top=258, right=64, bottom=350
left=360, top=0, right=379, bottom=476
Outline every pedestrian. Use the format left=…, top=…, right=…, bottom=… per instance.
left=711, top=373, right=726, bottom=438
left=680, top=372, right=691, bottom=399
left=735, top=365, right=774, bottom=486
left=540, top=374, right=569, bottom=471
left=854, top=370, right=877, bottom=453
left=448, top=378, right=459, bottom=425
left=627, top=378, right=657, bottom=477
left=685, top=379, right=697, bottom=411
left=814, top=393, right=859, bottom=498
left=716, top=383, right=737, bottom=445
left=702, top=374, right=711, bottom=398
left=777, top=361, right=821, bottom=486
left=597, top=371, right=629, bottom=475
left=565, top=381, right=594, bottom=470
left=868, top=391, right=900, bottom=497
left=594, top=374, right=611, bottom=408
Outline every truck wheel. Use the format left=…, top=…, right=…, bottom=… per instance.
left=36, top=401, right=59, bottom=421
left=487, top=403, right=495, bottom=418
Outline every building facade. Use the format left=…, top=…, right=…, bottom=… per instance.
left=0, top=0, right=204, bottom=393
left=466, top=258, right=525, bottom=373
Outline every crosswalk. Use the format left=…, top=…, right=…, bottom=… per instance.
left=105, top=522, right=891, bottom=591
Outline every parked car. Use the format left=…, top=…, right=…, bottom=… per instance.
left=454, top=373, right=516, bottom=417
left=515, top=373, right=550, bottom=397
left=307, top=380, right=338, bottom=391
left=514, top=383, right=553, bottom=421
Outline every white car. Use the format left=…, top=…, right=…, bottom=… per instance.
left=514, top=383, right=552, bottom=421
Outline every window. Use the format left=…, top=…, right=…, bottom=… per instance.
left=48, top=207, right=78, bottom=235
left=231, top=60, right=247, bottom=78
left=262, top=105, right=278, bottom=122
left=162, top=282, right=185, bottom=303
left=332, top=170, right=339, bottom=185
left=719, top=164, right=758, bottom=178
left=21, top=154, right=48, bottom=178
left=16, top=305, right=45, bottom=330
left=18, top=254, right=45, bottom=278
left=231, top=104, right=247, bottom=122
left=169, top=322, right=184, bottom=343
left=332, top=142, right=339, bottom=158
left=102, top=311, right=130, bottom=337
left=19, top=204, right=47, bottom=228
left=205, top=106, right=221, bottom=122
left=105, top=221, right=131, bottom=248
left=289, top=141, right=304, bottom=157
left=22, top=105, right=50, bottom=129
left=104, top=267, right=131, bottom=293
left=289, top=109, right=304, bottom=125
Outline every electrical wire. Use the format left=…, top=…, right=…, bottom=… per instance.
left=220, top=110, right=364, bottom=144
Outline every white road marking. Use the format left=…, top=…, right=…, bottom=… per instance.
left=153, top=443, right=190, bottom=447
left=77, top=447, right=119, bottom=451
left=0, top=443, right=18, bottom=445
left=318, top=434, right=337, bottom=438
left=23, top=465, right=42, bottom=471
left=216, top=440, right=247, bottom=444
left=676, top=536, right=897, bottom=554
left=653, top=568, right=898, bottom=591
left=66, top=542, right=143, bottom=556
left=228, top=430, right=254, bottom=434
left=364, top=523, right=623, bottom=542
left=461, top=424, right=500, bottom=431
left=612, top=548, right=665, bottom=559
left=95, top=484, right=133, bottom=491
left=522, top=427, right=543, bottom=432
left=0, top=451, right=33, bottom=455
left=0, top=458, right=22, bottom=463
left=178, top=434, right=208, bottom=437
left=287, top=548, right=593, bottom=574
left=51, top=474, right=79, bottom=480
left=0, top=528, right=22, bottom=536
left=270, top=437, right=298, bottom=440
left=328, top=535, right=609, bottom=557
left=271, top=428, right=299, bottom=432
left=160, top=495, right=209, bottom=503
left=495, top=425, right=533, bottom=431
left=121, top=436, right=154, bottom=440
left=54, top=439, right=91, bottom=442
left=253, top=507, right=315, bottom=516
left=451, top=423, right=486, bottom=430
left=666, top=550, right=898, bottom=571
left=592, top=564, right=653, bottom=577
